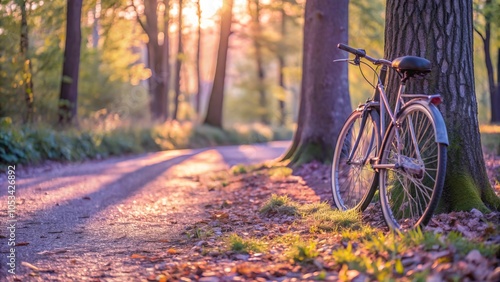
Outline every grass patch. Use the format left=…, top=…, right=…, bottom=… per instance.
left=267, top=166, right=293, bottom=179
left=259, top=194, right=300, bottom=216
left=227, top=234, right=267, bottom=254
left=300, top=202, right=365, bottom=233
left=287, top=240, right=319, bottom=263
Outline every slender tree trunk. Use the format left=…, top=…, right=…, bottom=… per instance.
left=250, top=0, right=268, bottom=124
left=143, top=0, right=168, bottom=122
left=59, top=0, right=83, bottom=125
left=384, top=0, right=500, bottom=211
left=282, top=0, right=351, bottom=166
left=92, top=0, right=100, bottom=48
left=277, top=1, right=287, bottom=127
left=475, top=0, right=499, bottom=124
left=195, top=0, right=202, bottom=117
left=204, top=0, right=234, bottom=128
left=162, top=0, right=171, bottom=120
left=20, top=0, right=34, bottom=123
left=173, top=0, right=183, bottom=120
left=496, top=47, right=500, bottom=123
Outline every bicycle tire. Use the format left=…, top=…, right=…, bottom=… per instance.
left=379, top=103, right=447, bottom=230
left=332, top=109, right=380, bottom=211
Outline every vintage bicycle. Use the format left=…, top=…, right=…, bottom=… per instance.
left=331, top=43, right=448, bottom=230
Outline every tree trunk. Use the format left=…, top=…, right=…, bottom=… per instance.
left=249, top=0, right=268, bottom=125
left=493, top=47, right=500, bottom=123
left=143, top=0, right=169, bottom=122
left=476, top=0, right=499, bottom=124
left=59, top=0, right=83, bottom=125
left=162, top=0, right=171, bottom=120
left=203, top=0, right=234, bottom=128
left=277, top=1, right=287, bottom=127
left=384, top=0, right=500, bottom=211
left=282, top=0, right=351, bottom=166
left=20, top=0, right=34, bottom=123
left=195, top=0, right=202, bottom=117
left=172, top=0, right=183, bottom=120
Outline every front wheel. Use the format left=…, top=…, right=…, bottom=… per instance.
left=332, top=109, right=380, bottom=211
left=379, top=103, right=447, bottom=230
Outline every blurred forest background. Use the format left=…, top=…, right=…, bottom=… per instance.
left=0, top=0, right=498, bottom=165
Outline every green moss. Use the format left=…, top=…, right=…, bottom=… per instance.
left=289, top=142, right=333, bottom=167
left=482, top=182, right=500, bottom=211
left=441, top=172, right=489, bottom=213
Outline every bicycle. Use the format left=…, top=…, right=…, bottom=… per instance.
left=331, top=43, right=448, bottom=231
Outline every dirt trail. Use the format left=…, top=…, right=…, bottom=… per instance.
left=0, top=142, right=288, bottom=280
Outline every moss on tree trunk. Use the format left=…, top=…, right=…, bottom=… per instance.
left=289, top=141, right=334, bottom=167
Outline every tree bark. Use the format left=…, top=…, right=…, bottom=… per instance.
left=59, top=0, right=83, bottom=125
left=384, top=0, right=500, bottom=211
left=20, top=0, right=34, bottom=123
left=203, top=0, right=234, bottom=128
left=282, top=0, right=351, bottom=166
left=172, top=0, right=183, bottom=120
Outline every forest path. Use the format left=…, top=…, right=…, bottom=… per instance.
left=0, top=141, right=288, bottom=279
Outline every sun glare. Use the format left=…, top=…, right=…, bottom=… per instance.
left=181, top=0, right=249, bottom=29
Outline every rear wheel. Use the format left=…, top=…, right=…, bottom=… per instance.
left=332, top=109, right=380, bottom=211
left=379, top=103, right=447, bottom=230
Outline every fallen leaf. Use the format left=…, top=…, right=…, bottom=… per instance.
left=167, top=248, right=178, bottom=254
left=131, top=253, right=146, bottom=259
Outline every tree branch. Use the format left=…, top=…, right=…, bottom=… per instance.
left=474, top=26, right=486, bottom=43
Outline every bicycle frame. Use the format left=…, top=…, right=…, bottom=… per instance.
left=352, top=62, right=449, bottom=172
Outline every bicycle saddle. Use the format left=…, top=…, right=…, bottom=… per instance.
left=391, top=56, right=431, bottom=73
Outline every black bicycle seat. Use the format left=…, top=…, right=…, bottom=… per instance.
left=392, top=56, right=431, bottom=73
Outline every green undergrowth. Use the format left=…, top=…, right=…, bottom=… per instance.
left=0, top=118, right=292, bottom=170
left=249, top=193, right=500, bottom=279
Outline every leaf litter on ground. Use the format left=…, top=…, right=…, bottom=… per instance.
left=132, top=158, right=500, bottom=282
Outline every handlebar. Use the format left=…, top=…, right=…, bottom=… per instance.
left=337, top=43, right=366, bottom=57
left=337, top=43, right=392, bottom=66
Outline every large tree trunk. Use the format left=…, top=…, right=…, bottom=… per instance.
left=143, top=0, right=169, bottom=122
left=59, top=0, right=83, bottom=125
left=19, top=0, right=34, bottom=123
left=172, top=0, right=183, bottom=120
left=384, top=0, right=500, bottom=211
left=204, top=0, right=234, bottom=128
left=282, top=0, right=351, bottom=166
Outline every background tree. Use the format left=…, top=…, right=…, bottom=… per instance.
left=384, top=0, right=500, bottom=211
left=59, top=0, right=83, bottom=124
left=18, top=0, right=34, bottom=123
left=135, top=0, right=170, bottom=122
left=204, top=0, right=234, bottom=128
left=195, top=0, right=202, bottom=117
left=474, top=0, right=500, bottom=123
left=172, top=0, right=183, bottom=120
left=282, top=0, right=351, bottom=166
left=248, top=0, right=269, bottom=124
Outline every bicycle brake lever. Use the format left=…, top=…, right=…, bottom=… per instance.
left=333, top=59, right=350, bottom=63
